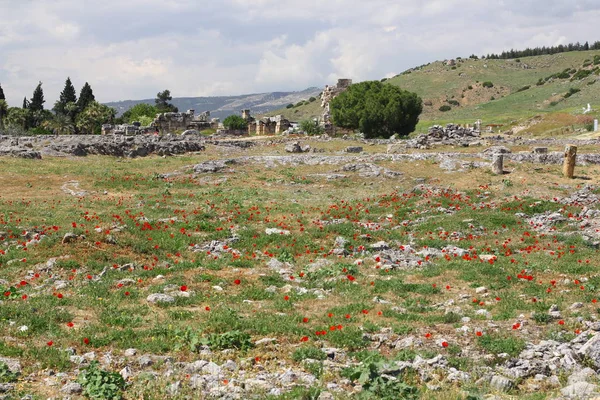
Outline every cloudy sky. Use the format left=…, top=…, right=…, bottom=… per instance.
left=0, top=0, right=598, bottom=105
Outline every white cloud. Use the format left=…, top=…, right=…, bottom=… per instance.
left=0, top=0, right=598, bottom=105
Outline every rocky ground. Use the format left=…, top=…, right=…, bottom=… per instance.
left=3, top=132, right=600, bottom=399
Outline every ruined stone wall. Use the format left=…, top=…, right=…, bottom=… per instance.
left=320, top=79, right=352, bottom=134
left=151, top=110, right=212, bottom=133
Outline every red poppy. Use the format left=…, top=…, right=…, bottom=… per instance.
left=234, top=279, right=241, bottom=285
left=476, top=331, right=483, bottom=337
left=180, top=285, right=187, bottom=292
left=441, top=341, right=449, bottom=347
left=67, top=322, right=74, bottom=328
left=47, top=341, right=53, bottom=346
left=83, top=338, right=90, bottom=344
left=302, top=317, right=309, bottom=323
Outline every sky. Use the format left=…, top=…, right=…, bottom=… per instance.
left=0, top=0, right=599, bottom=105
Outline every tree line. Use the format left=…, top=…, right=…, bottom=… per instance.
left=472, top=40, right=600, bottom=60
left=0, top=80, right=178, bottom=135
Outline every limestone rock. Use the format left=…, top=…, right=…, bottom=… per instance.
left=146, top=293, right=175, bottom=304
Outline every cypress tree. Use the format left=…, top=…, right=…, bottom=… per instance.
left=22, top=97, right=28, bottom=109
left=0, top=83, right=5, bottom=101
left=54, top=77, right=77, bottom=115
left=29, top=82, right=45, bottom=112
left=77, top=82, right=95, bottom=111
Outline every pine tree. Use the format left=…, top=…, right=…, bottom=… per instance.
left=0, top=83, right=5, bottom=101
left=77, top=82, right=95, bottom=112
left=53, top=77, right=77, bottom=116
left=29, top=82, right=45, bottom=112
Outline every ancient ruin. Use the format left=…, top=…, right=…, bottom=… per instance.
left=320, top=79, right=352, bottom=133
left=241, top=109, right=291, bottom=135
left=102, top=110, right=218, bottom=135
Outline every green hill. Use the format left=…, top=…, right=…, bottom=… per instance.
left=270, top=50, right=600, bottom=135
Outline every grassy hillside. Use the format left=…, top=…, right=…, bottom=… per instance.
left=270, top=50, right=600, bottom=134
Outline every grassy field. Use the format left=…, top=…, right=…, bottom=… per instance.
left=2, top=138, right=600, bottom=398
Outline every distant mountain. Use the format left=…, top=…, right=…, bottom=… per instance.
left=104, top=87, right=322, bottom=121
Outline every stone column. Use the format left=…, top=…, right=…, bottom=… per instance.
left=563, top=145, right=577, bottom=179
left=491, top=153, right=504, bottom=175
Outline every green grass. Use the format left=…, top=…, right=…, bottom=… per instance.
left=2, top=139, right=600, bottom=397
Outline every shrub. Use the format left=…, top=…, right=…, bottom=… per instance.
left=77, top=361, right=126, bottom=400
left=467, top=85, right=473, bottom=90
left=447, top=99, right=460, bottom=106
left=537, top=78, right=545, bottom=86
left=482, top=81, right=494, bottom=88
left=571, top=69, right=593, bottom=81
left=223, top=115, right=248, bottom=130
left=286, top=103, right=294, bottom=109
left=122, top=103, right=158, bottom=123
left=29, top=127, right=54, bottom=135
left=517, top=85, right=531, bottom=92
left=308, top=97, right=316, bottom=102
left=439, top=105, right=452, bottom=112
left=330, top=80, right=422, bottom=139
left=594, top=55, right=600, bottom=65
left=295, top=101, right=305, bottom=107
left=564, top=88, right=581, bottom=98
left=299, top=119, right=324, bottom=136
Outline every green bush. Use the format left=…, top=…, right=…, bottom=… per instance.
left=223, top=115, right=248, bottom=130
left=122, top=103, right=158, bottom=123
left=439, top=105, right=452, bottom=112
left=286, top=103, right=294, bottom=109
left=299, top=119, right=324, bottom=136
left=482, top=81, right=494, bottom=88
left=330, top=80, right=422, bottom=139
left=308, top=97, right=316, bottom=102
left=571, top=69, right=593, bottom=81
left=517, top=85, right=531, bottom=92
left=77, top=361, right=126, bottom=400
left=447, top=99, right=460, bottom=106
left=564, top=88, right=581, bottom=98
